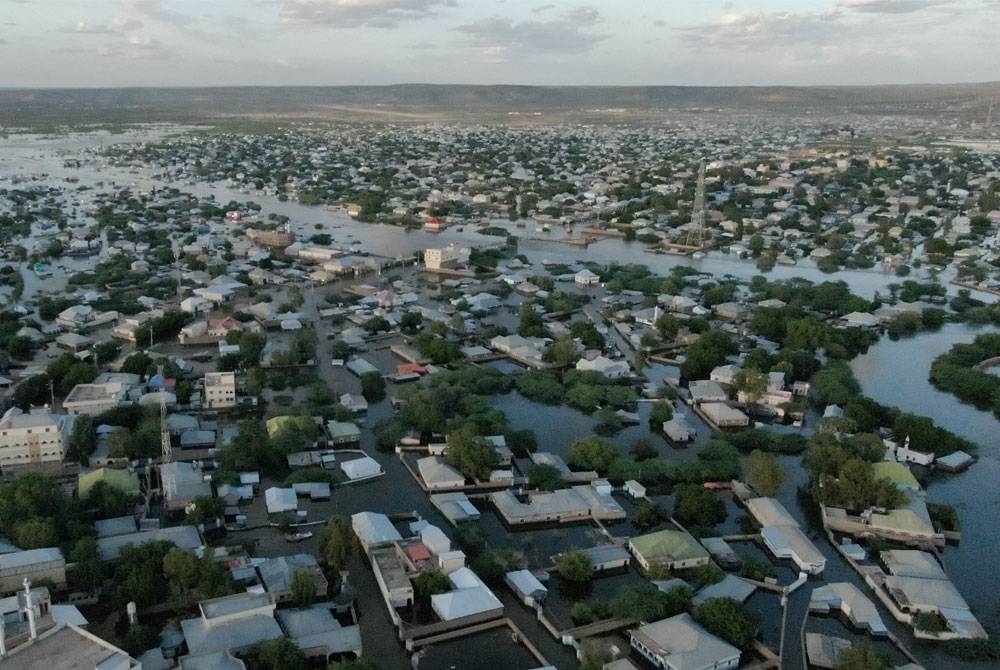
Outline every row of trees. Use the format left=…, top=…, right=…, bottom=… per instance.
left=565, top=436, right=742, bottom=491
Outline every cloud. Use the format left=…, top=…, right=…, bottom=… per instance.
left=117, top=34, right=170, bottom=59
left=411, top=41, right=436, bottom=49
left=676, top=10, right=845, bottom=49
left=839, top=0, right=945, bottom=12
left=124, top=0, right=192, bottom=26
left=565, top=5, right=600, bottom=24
left=65, top=17, right=143, bottom=34
left=454, top=9, right=608, bottom=60
left=280, top=0, right=456, bottom=29
left=532, top=4, right=556, bottom=13
left=0, top=38, right=6, bottom=46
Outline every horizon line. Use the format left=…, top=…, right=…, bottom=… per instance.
left=1, top=80, right=999, bottom=92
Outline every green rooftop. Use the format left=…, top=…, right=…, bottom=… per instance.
left=872, top=462, right=920, bottom=490
left=79, top=467, right=141, bottom=497
left=630, top=529, right=709, bottom=563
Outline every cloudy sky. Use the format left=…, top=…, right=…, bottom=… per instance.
left=2, top=0, right=998, bottom=87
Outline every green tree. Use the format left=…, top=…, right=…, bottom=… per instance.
left=692, top=598, right=759, bottom=650
left=412, top=570, right=450, bottom=605
left=518, top=303, right=546, bottom=338
left=542, top=335, right=579, bottom=365
left=362, top=316, right=390, bottom=334
left=655, top=313, right=680, bottom=339
left=290, top=569, right=318, bottom=607
left=733, top=369, right=768, bottom=404
left=400, top=311, right=423, bottom=335
left=570, top=321, right=605, bottom=348
left=680, top=330, right=736, bottom=380
left=413, top=334, right=461, bottom=364
left=741, top=557, right=776, bottom=582
left=114, top=541, right=174, bottom=608
left=360, top=371, right=386, bottom=402
left=321, top=517, right=355, bottom=572
left=649, top=400, right=674, bottom=429
left=12, top=374, right=50, bottom=409
left=121, top=352, right=154, bottom=376
left=610, top=583, right=692, bottom=621
left=785, top=317, right=825, bottom=351
left=15, top=518, right=57, bottom=549
left=163, top=547, right=200, bottom=591
left=69, top=414, right=97, bottom=465
left=526, top=464, right=564, bottom=491
left=69, top=536, right=103, bottom=590
left=746, top=450, right=785, bottom=496
left=567, top=436, right=618, bottom=474
left=186, top=496, right=224, bottom=525
left=246, top=367, right=266, bottom=395
left=58, top=362, right=96, bottom=395
left=85, top=480, right=129, bottom=519
left=556, top=549, right=595, bottom=582
left=836, top=645, right=889, bottom=670
left=445, top=426, right=498, bottom=480
left=121, top=623, right=159, bottom=657
left=514, top=370, right=564, bottom=404
left=635, top=500, right=668, bottom=531
left=631, top=436, right=659, bottom=461
left=673, top=483, right=726, bottom=529
left=243, top=637, right=308, bottom=670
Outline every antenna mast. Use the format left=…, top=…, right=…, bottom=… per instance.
left=686, top=162, right=707, bottom=249
left=174, top=238, right=182, bottom=306
left=159, top=365, right=171, bottom=463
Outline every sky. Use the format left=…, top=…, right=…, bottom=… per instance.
left=1, top=0, right=998, bottom=88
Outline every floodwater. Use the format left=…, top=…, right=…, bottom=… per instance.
left=4, top=127, right=1000, bottom=669
left=850, top=324, right=1000, bottom=669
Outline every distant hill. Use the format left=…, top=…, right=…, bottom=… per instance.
left=1, top=83, right=998, bottom=126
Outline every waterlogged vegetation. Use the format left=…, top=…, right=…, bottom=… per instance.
left=930, top=333, right=1000, bottom=416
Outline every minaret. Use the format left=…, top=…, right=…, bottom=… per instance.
left=22, top=578, right=37, bottom=640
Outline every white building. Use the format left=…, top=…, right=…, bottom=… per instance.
left=630, top=613, right=740, bottom=670
left=0, top=548, right=67, bottom=595
left=180, top=296, right=211, bottom=314
left=55, top=304, right=93, bottom=330
left=575, top=355, right=630, bottom=379
left=63, top=382, right=128, bottom=416
left=574, top=268, right=600, bottom=287
left=0, top=408, right=71, bottom=468
left=424, top=245, right=470, bottom=270
left=203, top=372, right=237, bottom=409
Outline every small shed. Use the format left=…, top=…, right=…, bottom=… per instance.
left=505, top=569, right=548, bottom=607
left=264, top=487, right=297, bottom=514
left=340, top=456, right=382, bottom=481
left=624, top=480, right=646, bottom=499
